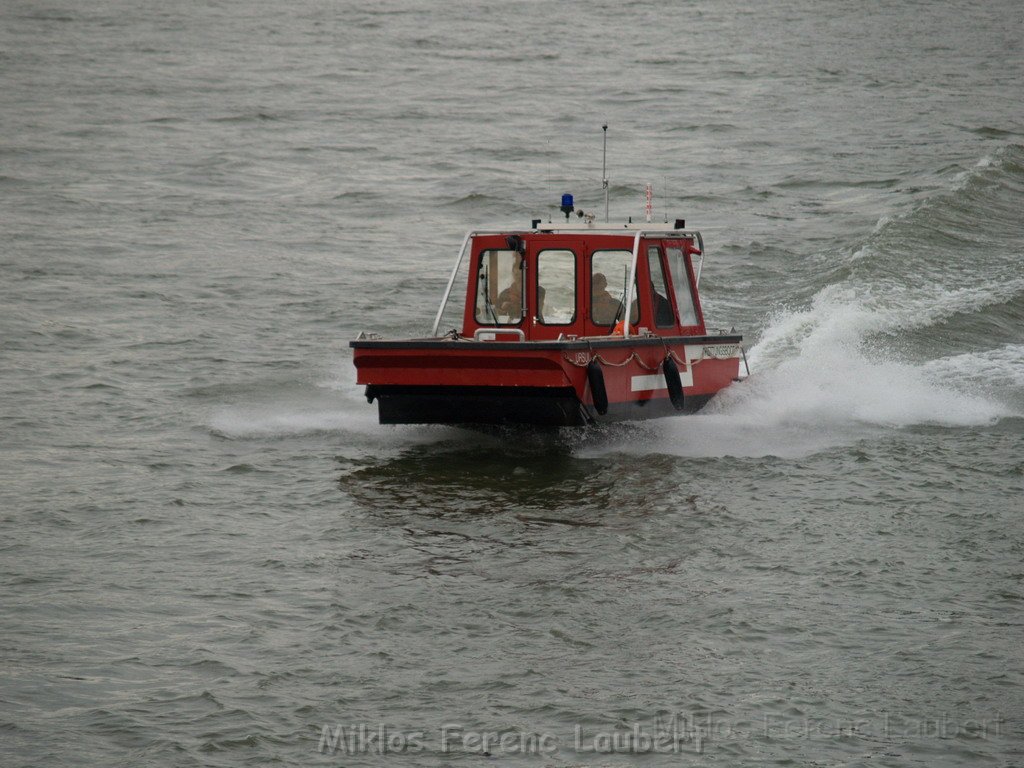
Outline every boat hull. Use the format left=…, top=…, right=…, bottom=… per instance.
left=351, top=335, right=743, bottom=427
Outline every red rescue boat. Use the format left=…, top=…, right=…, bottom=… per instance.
left=351, top=201, right=747, bottom=426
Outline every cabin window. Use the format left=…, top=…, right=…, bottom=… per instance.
left=591, top=250, right=639, bottom=325
left=474, top=249, right=523, bottom=325
left=537, top=249, right=575, bottom=325
left=667, top=246, right=699, bottom=326
left=647, top=246, right=675, bottom=328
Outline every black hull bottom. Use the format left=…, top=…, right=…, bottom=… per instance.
left=365, top=385, right=714, bottom=427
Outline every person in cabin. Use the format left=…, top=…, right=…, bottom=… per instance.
left=496, top=256, right=524, bottom=318
left=591, top=272, right=621, bottom=325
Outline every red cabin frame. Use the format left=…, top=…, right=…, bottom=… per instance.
left=461, top=232, right=706, bottom=341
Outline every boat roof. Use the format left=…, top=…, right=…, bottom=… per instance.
left=532, top=221, right=694, bottom=234
left=473, top=221, right=702, bottom=237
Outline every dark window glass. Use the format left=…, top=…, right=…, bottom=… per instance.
left=647, top=246, right=675, bottom=328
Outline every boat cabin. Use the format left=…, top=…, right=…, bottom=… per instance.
left=439, top=223, right=706, bottom=342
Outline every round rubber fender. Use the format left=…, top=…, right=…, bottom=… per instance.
left=586, top=360, right=608, bottom=416
left=663, top=355, right=685, bottom=411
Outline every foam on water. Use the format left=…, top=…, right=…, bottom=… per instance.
left=923, top=343, right=1024, bottom=391
left=206, top=398, right=468, bottom=448
left=730, top=324, right=1008, bottom=429
left=665, top=158, right=1023, bottom=458
left=750, top=280, right=1024, bottom=370
left=595, top=276, right=1018, bottom=460
left=205, top=364, right=467, bottom=446
left=207, top=406, right=358, bottom=439
left=593, top=355, right=1009, bottom=461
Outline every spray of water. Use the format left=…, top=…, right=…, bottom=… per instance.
left=625, top=276, right=1019, bottom=459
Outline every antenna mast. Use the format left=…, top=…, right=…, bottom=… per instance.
left=602, top=124, right=609, bottom=222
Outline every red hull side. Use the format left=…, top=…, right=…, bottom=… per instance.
left=354, top=347, right=577, bottom=389
left=351, top=336, right=743, bottom=425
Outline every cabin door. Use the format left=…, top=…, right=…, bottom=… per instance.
left=662, top=239, right=703, bottom=331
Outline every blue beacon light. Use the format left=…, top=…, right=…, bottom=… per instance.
left=560, top=193, right=574, bottom=220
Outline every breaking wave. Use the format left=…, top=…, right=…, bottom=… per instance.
left=617, top=147, right=1024, bottom=458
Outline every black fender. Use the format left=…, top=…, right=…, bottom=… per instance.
left=663, top=356, right=685, bottom=411
left=586, top=360, right=608, bottom=416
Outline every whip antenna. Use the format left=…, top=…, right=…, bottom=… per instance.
left=602, top=124, right=609, bottom=222
left=664, top=175, right=669, bottom=223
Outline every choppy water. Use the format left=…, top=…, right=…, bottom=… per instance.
left=2, top=1, right=1023, bottom=765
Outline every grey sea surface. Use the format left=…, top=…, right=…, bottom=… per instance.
left=2, top=0, right=1023, bottom=765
